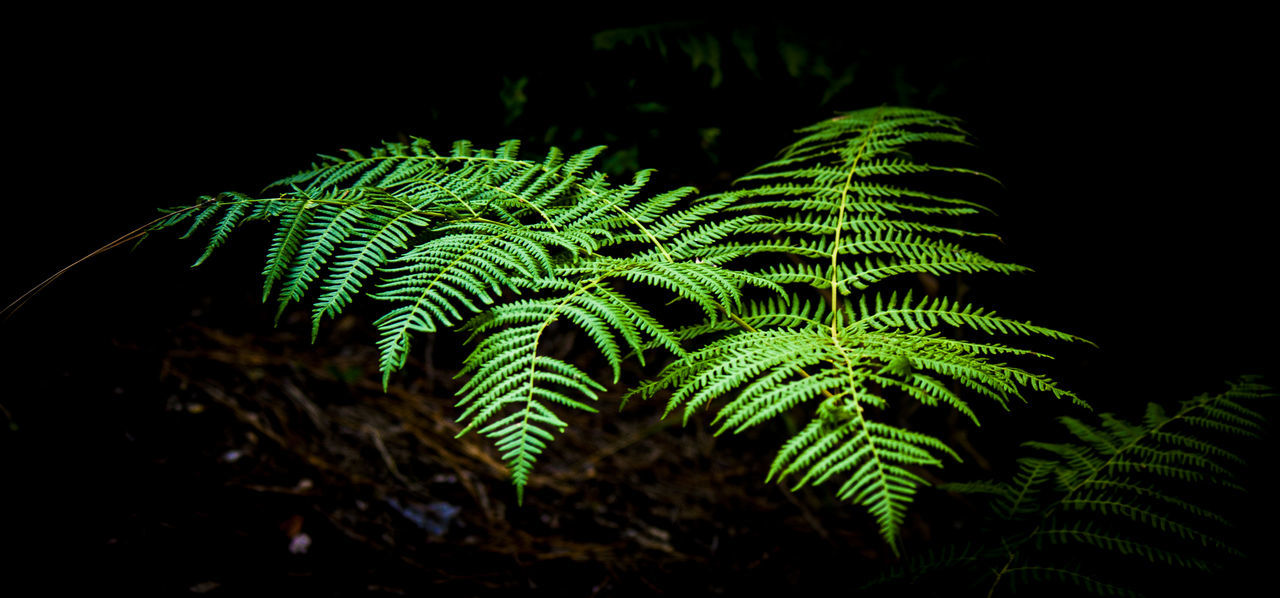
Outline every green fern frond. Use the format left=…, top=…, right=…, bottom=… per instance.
left=848, top=291, right=1091, bottom=343
left=311, top=206, right=435, bottom=339
left=369, top=223, right=564, bottom=385
left=260, top=198, right=318, bottom=302
left=272, top=199, right=371, bottom=321
left=451, top=254, right=759, bottom=500
left=770, top=417, right=959, bottom=550
left=150, top=137, right=773, bottom=500
left=628, top=108, right=1085, bottom=552
left=453, top=317, right=602, bottom=505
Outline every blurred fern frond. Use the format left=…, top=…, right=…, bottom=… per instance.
left=867, top=376, right=1273, bottom=596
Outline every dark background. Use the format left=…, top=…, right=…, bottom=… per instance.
left=2, top=13, right=1275, bottom=596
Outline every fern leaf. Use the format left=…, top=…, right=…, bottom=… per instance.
left=191, top=194, right=252, bottom=267
left=768, top=417, right=958, bottom=552
left=260, top=200, right=318, bottom=302
left=311, top=208, right=433, bottom=339
left=273, top=201, right=367, bottom=321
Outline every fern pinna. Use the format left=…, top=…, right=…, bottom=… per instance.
left=632, top=106, right=1087, bottom=552
left=153, top=138, right=771, bottom=503
left=868, top=377, right=1273, bottom=596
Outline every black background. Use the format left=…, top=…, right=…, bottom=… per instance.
left=2, top=12, right=1275, bottom=596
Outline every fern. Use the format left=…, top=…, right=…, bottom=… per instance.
left=634, top=106, right=1086, bottom=552
left=62, top=105, right=1084, bottom=552
left=868, top=377, right=1273, bottom=596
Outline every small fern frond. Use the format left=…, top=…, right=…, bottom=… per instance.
left=770, top=416, right=959, bottom=552
left=260, top=199, right=318, bottom=302
left=453, top=318, right=602, bottom=505
left=451, top=257, right=738, bottom=501
left=369, top=223, right=563, bottom=385
left=848, top=291, right=1092, bottom=344
left=190, top=193, right=254, bottom=267
left=272, top=200, right=369, bottom=321
left=311, top=207, right=434, bottom=339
